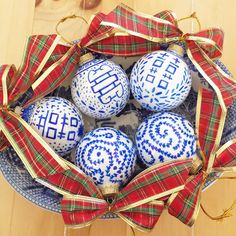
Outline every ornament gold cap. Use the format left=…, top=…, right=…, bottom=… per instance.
left=100, top=185, right=119, bottom=197
left=168, top=44, right=184, bottom=57
left=79, top=52, right=94, bottom=66
left=190, top=157, right=203, bottom=175
left=14, top=106, right=22, bottom=116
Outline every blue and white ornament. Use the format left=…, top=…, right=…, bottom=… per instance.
left=22, top=97, right=84, bottom=156
left=130, top=44, right=192, bottom=111
left=136, top=112, right=196, bottom=167
left=71, top=53, right=130, bottom=119
left=75, top=127, right=136, bottom=195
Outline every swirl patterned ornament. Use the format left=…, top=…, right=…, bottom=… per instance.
left=71, top=56, right=130, bottom=119
left=136, top=112, right=196, bottom=166
left=130, top=45, right=192, bottom=112
left=22, top=97, right=84, bottom=156
left=75, top=127, right=137, bottom=196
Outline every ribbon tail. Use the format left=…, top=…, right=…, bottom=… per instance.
left=196, top=88, right=226, bottom=172
left=61, top=195, right=108, bottom=228
left=0, top=132, right=10, bottom=151
left=113, top=159, right=192, bottom=212
left=8, top=35, right=61, bottom=102
left=213, top=140, right=236, bottom=172
left=80, top=12, right=114, bottom=47
left=0, top=110, right=102, bottom=198
left=21, top=44, right=80, bottom=108
left=116, top=201, right=165, bottom=232
left=168, top=172, right=204, bottom=226
left=187, top=40, right=236, bottom=108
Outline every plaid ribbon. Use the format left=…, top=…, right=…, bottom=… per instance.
left=168, top=122, right=236, bottom=225
left=83, top=5, right=236, bottom=226
left=0, top=34, right=106, bottom=199
left=0, top=19, right=192, bottom=231
left=1, top=3, right=236, bottom=232
left=61, top=159, right=192, bottom=231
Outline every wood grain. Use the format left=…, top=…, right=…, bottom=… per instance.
left=0, top=0, right=236, bottom=236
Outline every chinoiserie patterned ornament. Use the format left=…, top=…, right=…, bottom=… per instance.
left=75, top=127, right=137, bottom=196
left=22, top=97, right=84, bottom=156
left=136, top=112, right=196, bottom=167
left=71, top=53, right=130, bottom=119
left=130, top=44, right=192, bottom=111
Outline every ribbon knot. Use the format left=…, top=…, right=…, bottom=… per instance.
left=179, top=33, right=188, bottom=41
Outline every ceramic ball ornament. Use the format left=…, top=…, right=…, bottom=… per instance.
left=22, top=97, right=84, bottom=156
left=71, top=53, right=130, bottom=119
left=130, top=44, right=192, bottom=112
left=75, top=127, right=137, bottom=196
left=136, top=112, right=196, bottom=167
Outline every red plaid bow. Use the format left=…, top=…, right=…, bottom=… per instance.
left=167, top=89, right=236, bottom=225
left=0, top=34, right=105, bottom=198
left=86, top=4, right=236, bottom=109
left=61, top=159, right=192, bottom=231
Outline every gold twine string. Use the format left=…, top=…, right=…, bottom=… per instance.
left=130, top=226, right=136, bottom=236
left=201, top=200, right=236, bottom=221
left=63, top=226, right=67, bottom=236
left=88, top=224, right=93, bottom=236
left=55, top=14, right=88, bottom=45
left=200, top=173, right=236, bottom=221
left=177, top=12, right=202, bottom=32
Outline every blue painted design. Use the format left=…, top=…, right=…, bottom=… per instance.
left=71, top=58, right=130, bottom=119
left=158, top=80, right=169, bottom=89
left=136, top=112, right=196, bottom=166
left=131, top=48, right=192, bottom=112
left=0, top=53, right=226, bottom=218
left=75, top=127, right=136, bottom=193
left=22, top=97, right=84, bottom=156
left=46, top=127, right=57, bottom=139
left=146, top=74, right=155, bottom=83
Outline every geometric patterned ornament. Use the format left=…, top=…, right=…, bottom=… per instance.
left=22, top=97, right=84, bottom=156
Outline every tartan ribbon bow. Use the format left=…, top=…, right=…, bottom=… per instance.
left=86, top=4, right=236, bottom=109
left=167, top=89, right=236, bottom=226
left=0, top=34, right=104, bottom=199
left=1, top=3, right=236, bottom=232
left=61, top=159, right=192, bottom=231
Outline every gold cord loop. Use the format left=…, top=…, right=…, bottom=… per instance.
left=130, top=226, right=136, bottom=236
left=200, top=174, right=236, bottom=221
left=55, top=14, right=88, bottom=45
left=201, top=200, right=236, bottom=221
left=177, top=12, right=202, bottom=32
left=63, top=226, right=67, bottom=236
left=88, top=224, right=93, bottom=236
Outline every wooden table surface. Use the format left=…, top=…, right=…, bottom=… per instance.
left=0, top=0, right=236, bottom=235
